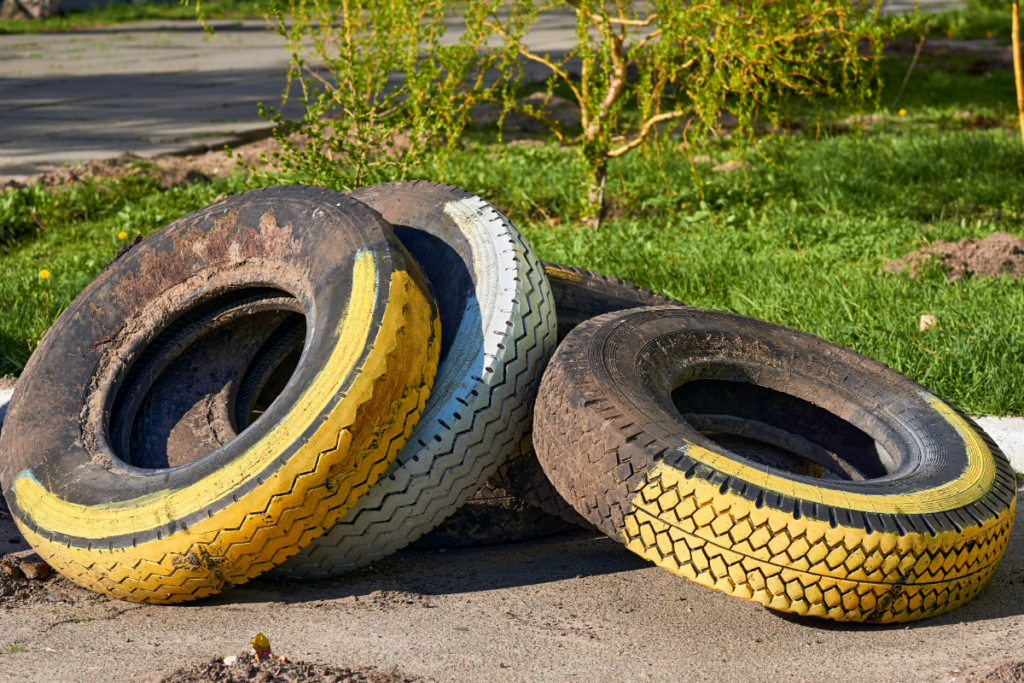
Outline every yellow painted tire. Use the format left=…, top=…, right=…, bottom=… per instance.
left=534, top=306, right=1016, bottom=623
left=0, top=185, right=440, bottom=604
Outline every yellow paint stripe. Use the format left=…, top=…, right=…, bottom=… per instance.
left=543, top=265, right=582, bottom=284
left=678, top=394, right=995, bottom=515
left=14, top=249, right=380, bottom=539
left=624, top=465, right=1014, bottom=622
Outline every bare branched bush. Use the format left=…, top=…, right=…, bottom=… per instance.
left=240, top=0, right=504, bottom=188
left=211, top=0, right=906, bottom=226
left=486, top=0, right=906, bottom=226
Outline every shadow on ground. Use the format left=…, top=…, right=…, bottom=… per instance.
left=209, top=529, right=649, bottom=608
left=214, top=503, right=1024, bottom=633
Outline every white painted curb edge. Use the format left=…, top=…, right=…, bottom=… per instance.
left=973, top=416, right=1024, bottom=476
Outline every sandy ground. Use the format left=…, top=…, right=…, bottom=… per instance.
left=2, top=502, right=1024, bottom=683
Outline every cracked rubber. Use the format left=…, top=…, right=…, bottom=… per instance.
left=534, top=306, right=1016, bottom=623
left=274, top=181, right=557, bottom=579
left=491, top=262, right=684, bottom=528
left=0, top=185, right=440, bottom=604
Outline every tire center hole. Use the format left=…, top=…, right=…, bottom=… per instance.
left=671, top=379, right=896, bottom=481
left=110, top=288, right=305, bottom=470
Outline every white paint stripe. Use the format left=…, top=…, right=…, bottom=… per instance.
left=0, top=388, right=12, bottom=425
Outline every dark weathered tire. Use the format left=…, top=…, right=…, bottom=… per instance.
left=0, top=186, right=440, bottom=603
left=541, top=262, right=678, bottom=339
left=274, top=182, right=556, bottom=578
left=490, top=263, right=684, bottom=528
left=411, top=478, right=578, bottom=549
left=534, top=306, right=1016, bottom=623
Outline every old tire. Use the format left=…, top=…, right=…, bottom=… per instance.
left=0, top=185, right=440, bottom=603
left=411, top=426, right=584, bottom=548
left=274, top=181, right=556, bottom=578
left=491, top=262, right=684, bottom=528
left=541, top=262, right=678, bottom=339
left=410, top=477, right=579, bottom=550
left=534, top=306, right=1016, bottom=623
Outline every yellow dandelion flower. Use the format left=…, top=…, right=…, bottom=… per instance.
left=898, top=109, right=907, bottom=117
left=39, top=269, right=50, bottom=280
left=118, top=231, right=128, bottom=240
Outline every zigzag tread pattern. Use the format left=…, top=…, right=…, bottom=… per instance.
left=622, top=470, right=1013, bottom=623
left=493, top=263, right=683, bottom=529
left=22, top=270, right=440, bottom=604
left=273, top=185, right=557, bottom=578
left=534, top=317, right=1015, bottom=624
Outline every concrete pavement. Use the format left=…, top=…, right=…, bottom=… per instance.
left=0, top=0, right=968, bottom=182
left=1, top=513, right=1022, bottom=683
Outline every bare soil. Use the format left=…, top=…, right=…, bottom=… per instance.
left=884, top=231, right=1024, bottom=281
left=970, top=661, right=1024, bottom=683
left=157, top=654, right=423, bottom=683
left=0, top=550, right=99, bottom=610
left=1, top=136, right=289, bottom=192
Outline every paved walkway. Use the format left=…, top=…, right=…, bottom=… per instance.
left=0, top=0, right=965, bottom=182
left=0, top=20, right=299, bottom=180
left=0, top=514, right=1022, bottom=683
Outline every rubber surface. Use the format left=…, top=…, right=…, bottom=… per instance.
left=0, top=185, right=440, bottom=603
left=541, top=262, right=678, bottom=340
left=274, top=181, right=556, bottom=579
left=492, top=263, right=683, bottom=527
left=411, top=475, right=579, bottom=550
left=534, top=306, right=1016, bottom=623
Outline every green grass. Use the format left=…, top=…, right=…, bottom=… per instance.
left=0, top=0, right=271, bottom=34
left=1, top=52, right=1022, bottom=415
left=0, top=171, right=273, bottom=370
left=886, top=0, right=1014, bottom=40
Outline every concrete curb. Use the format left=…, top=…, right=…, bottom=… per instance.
left=974, top=416, right=1024, bottom=476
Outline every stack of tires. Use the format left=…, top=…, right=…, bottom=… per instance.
left=0, top=184, right=1014, bottom=624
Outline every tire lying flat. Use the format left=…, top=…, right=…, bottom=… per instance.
left=0, top=186, right=440, bottom=603
left=491, top=263, right=683, bottom=527
left=274, top=182, right=556, bottom=578
left=535, top=306, right=1016, bottom=623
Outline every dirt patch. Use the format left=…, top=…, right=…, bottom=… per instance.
left=884, top=231, right=1024, bottom=281
left=969, top=661, right=1024, bottom=683
left=0, top=550, right=100, bottom=609
left=1, top=135, right=295, bottom=192
left=158, top=654, right=423, bottom=683
left=0, top=374, right=17, bottom=391
left=335, top=587, right=433, bottom=610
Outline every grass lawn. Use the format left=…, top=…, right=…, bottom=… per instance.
left=0, top=0, right=270, bottom=34
left=0, top=49, right=1022, bottom=416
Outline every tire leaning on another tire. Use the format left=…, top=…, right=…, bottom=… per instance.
left=0, top=186, right=440, bottom=603
left=490, top=262, right=685, bottom=528
left=414, top=262, right=687, bottom=545
left=274, top=182, right=557, bottom=579
left=535, top=306, right=1016, bottom=623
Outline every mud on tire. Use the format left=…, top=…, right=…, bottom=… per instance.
left=490, top=263, right=684, bottom=529
left=0, top=186, right=440, bottom=603
left=274, top=182, right=557, bottom=578
left=534, top=306, right=1016, bottom=623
